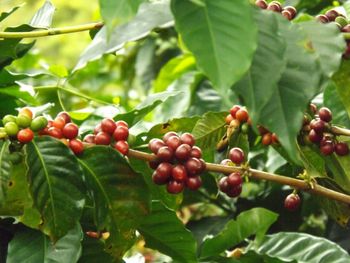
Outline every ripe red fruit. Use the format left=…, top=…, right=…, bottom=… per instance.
left=318, top=107, right=332, bottom=122
left=267, top=2, right=282, bottom=12
left=95, top=132, right=111, bottom=145
left=186, top=176, right=202, bottom=190
left=255, top=0, right=267, bottom=9
left=114, top=140, right=129, bottom=155
left=156, top=162, right=173, bottom=179
left=320, top=141, right=335, bottom=156
left=94, top=123, right=102, bottom=134
left=157, top=146, right=174, bottom=162
left=166, top=135, right=182, bottom=150
left=218, top=177, right=229, bottom=193
left=52, top=117, right=66, bottom=130
left=175, top=144, right=192, bottom=161
left=229, top=147, right=245, bottom=165
left=167, top=180, right=184, bottom=194
left=235, top=109, right=249, bottom=123
left=57, top=112, right=71, bottom=124
left=163, top=131, right=178, bottom=142
left=48, top=127, right=63, bottom=139
left=227, top=172, right=242, bottom=187
left=284, top=193, right=301, bottom=211
left=180, top=133, right=195, bottom=147
left=335, top=142, right=349, bottom=156
left=113, top=126, right=129, bottom=141
left=190, top=146, right=202, bottom=158
left=282, top=10, right=292, bottom=20
left=271, top=133, right=279, bottom=144
left=199, top=158, right=206, bottom=172
left=316, top=14, right=329, bottom=23
left=83, top=134, right=95, bottom=144
left=226, top=185, right=242, bottom=198
left=284, top=6, right=297, bottom=18
left=69, top=139, right=84, bottom=155
left=17, top=128, right=34, bottom=143
left=101, top=118, right=117, bottom=135
left=262, top=133, right=272, bottom=146
left=225, top=114, right=234, bottom=125
left=185, top=157, right=202, bottom=176
left=258, top=125, right=269, bottom=135
left=38, top=127, right=49, bottom=136
left=325, top=9, right=339, bottom=22
left=149, top=160, right=160, bottom=170
left=148, top=139, right=166, bottom=154
left=62, top=123, right=79, bottom=139
left=230, top=105, right=241, bottom=118
left=308, top=129, right=322, bottom=143
left=171, top=164, right=187, bottom=182
left=309, top=103, right=318, bottom=114
left=152, top=171, right=169, bottom=185
left=310, top=119, right=325, bottom=134
left=115, top=120, right=128, bottom=128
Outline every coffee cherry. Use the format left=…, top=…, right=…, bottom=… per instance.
left=318, top=107, right=332, bottom=122
left=282, top=10, right=292, bottom=20
left=227, top=172, right=242, bottom=187
left=186, top=176, right=202, bottom=190
left=4, top=122, right=19, bottom=137
left=157, top=146, right=174, bottom=162
left=156, top=162, right=172, bottom=179
left=267, top=2, right=282, bottom=12
left=180, top=133, right=195, bottom=147
left=114, top=140, right=129, bottom=155
left=163, top=131, right=178, bottom=142
left=101, top=118, right=116, bottom=135
left=17, top=128, right=34, bottom=143
left=199, top=158, right=206, bottom=172
left=69, top=139, right=84, bottom=155
left=19, top=108, right=33, bottom=119
left=175, top=144, right=191, bottom=161
left=258, top=125, right=269, bottom=135
left=95, top=132, right=111, bottom=145
left=342, top=24, right=350, bottom=33
left=255, top=0, right=267, bottom=9
left=185, top=157, right=202, bottom=176
left=190, top=146, right=202, bottom=158
left=225, top=114, right=234, bottom=125
left=229, top=147, right=245, bottom=165
left=262, top=133, right=272, bottom=146
left=316, top=14, right=329, bottom=23
left=241, top=123, right=249, bottom=134
left=152, top=171, right=169, bottom=185
left=83, top=134, right=95, bottom=144
left=166, top=135, right=182, bottom=150
left=171, top=164, right=187, bottom=182
left=235, top=109, right=249, bottom=123
left=48, top=127, right=63, bottom=139
left=226, top=184, right=242, bottom=198
left=325, top=9, right=339, bottom=22
left=308, top=129, right=322, bottom=143
left=335, top=142, right=349, bottom=156
left=309, top=103, right=318, bottom=114
left=167, top=180, right=184, bottom=194
left=220, top=159, right=232, bottom=166
left=38, top=127, right=49, bottom=136
left=320, top=141, right=335, bottom=155
left=30, top=116, right=48, bottom=132
left=284, top=6, right=297, bottom=18
left=148, top=139, right=166, bottom=154
left=218, top=177, right=229, bottom=193
left=113, top=126, right=129, bottom=141
left=230, top=105, right=241, bottom=118
left=2, top=115, right=17, bottom=125
left=271, top=133, right=279, bottom=144
left=57, top=112, right=71, bottom=124
left=149, top=160, right=160, bottom=170
left=115, top=120, right=128, bottom=128
left=284, top=193, right=301, bottom=211
left=310, top=119, right=325, bottom=134
left=94, top=123, right=102, bottom=134
left=62, top=123, right=79, bottom=139
left=52, top=117, right=66, bottom=129
left=16, top=114, right=31, bottom=128
left=0, top=128, right=7, bottom=139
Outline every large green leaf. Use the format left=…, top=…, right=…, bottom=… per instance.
left=75, top=0, right=173, bottom=71
left=138, top=201, right=197, bottom=263
left=78, top=236, right=115, bottom=263
left=0, top=69, right=46, bottom=87
left=259, top=18, right=322, bottom=163
left=192, top=112, right=227, bottom=150
left=200, top=208, right=278, bottom=259
left=234, top=10, right=286, bottom=125
left=7, top=224, right=83, bottom=263
left=171, top=0, right=257, bottom=96
left=250, top=232, right=350, bottom=263
left=78, top=146, right=150, bottom=257
left=0, top=141, right=11, bottom=205
left=333, top=61, right=350, bottom=121
left=26, top=136, right=85, bottom=240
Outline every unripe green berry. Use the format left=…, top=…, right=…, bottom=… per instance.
left=30, top=116, right=48, bottom=132
left=241, top=123, right=249, bottom=134
left=335, top=16, right=348, bottom=27
left=5, top=122, right=19, bottom=136
left=16, top=114, right=31, bottom=128
left=2, top=115, right=17, bottom=125
left=0, top=127, right=7, bottom=139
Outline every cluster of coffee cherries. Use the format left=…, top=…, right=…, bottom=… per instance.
left=284, top=192, right=301, bottom=211
left=218, top=147, right=245, bottom=198
left=302, top=105, right=349, bottom=156
left=148, top=132, right=205, bottom=194
left=225, top=105, right=251, bottom=132
left=255, top=0, right=297, bottom=21
left=82, top=119, right=129, bottom=156
left=258, top=126, right=279, bottom=146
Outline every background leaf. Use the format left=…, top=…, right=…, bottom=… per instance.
left=0, top=141, right=12, bottom=204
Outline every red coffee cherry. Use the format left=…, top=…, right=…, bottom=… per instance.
left=185, top=157, right=202, bottom=176
left=69, top=139, right=84, bottom=155
left=284, top=193, right=301, bottom=211
left=308, top=129, right=322, bottom=143
left=258, top=125, right=269, bottom=135
left=186, top=176, right=202, bottom=190
left=255, top=0, right=268, bottom=9
left=83, top=134, right=95, bottom=144
left=101, top=118, right=117, bottom=135
left=149, top=139, right=166, bottom=154
left=227, top=172, right=242, bottom=187
left=171, top=164, right=187, bottom=182
left=190, top=146, right=202, bottom=158
left=230, top=105, right=241, bottom=118
left=262, top=133, right=272, bottom=146
left=267, top=2, right=282, bottom=12
left=235, top=109, right=249, bottom=123
left=310, top=119, right=326, bottom=134
left=320, top=141, right=335, bottom=156
left=94, top=123, right=102, bottom=134
left=156, top=162, right=172, bottom=180
left=325, top=9, right=339, bottom=22
left=284, top=6, right=297, bottom=18
left=180, top=133, right=195, bottom=147
left=62, top=123, right=79, bottom=139
left=318, top=107, right=332, bottom=122
left=282, top=10, right=292, bottom=20
left=149, top=160, right=160, bottom=170
left=157, top=146, right=174, bottom=162
left=163, top=131, right=178, bottom=142
left=95, top=132, right=111, bottom=145
left=316, top=14, right=329, bottom=23
left=114, top=140, right=129, bottom=155
left=17, top=128, right=34, bottom=143
left=225, top=114, right=234, bottom=125
left=166, top=135, right=182, bottom=150
left=229, top=147, right=245, bottom=165
left=218, top=177, right=229, bottom=193
left=167, top=180, right=184, bottom=194
left=113, top=126, right=129, bottom=141
left=271, top=133, right=279, bottom=144
left=48, top=127, right=63, bottom=139
left=335, top=142, right=349, bottom=156
left=57, top=112, right=71, bottom=124
left=152, top=171, right=169, bottom=185
left=226, top=184, right=242, bottom=198
left=175, top=144, right=192, bottom=161
left=115, top=120, right=128, bottom=128
left=52, top=117, right=66, bottom=130
left=199, top=158, right=206, bottom=173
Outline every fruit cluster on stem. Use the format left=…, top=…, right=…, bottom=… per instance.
left=255, top=0, right=297, bottom=21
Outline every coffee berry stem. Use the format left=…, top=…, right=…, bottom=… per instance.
left=331, top=125, right=350, bottom=137
left=127, top=149, right=350, bottom=205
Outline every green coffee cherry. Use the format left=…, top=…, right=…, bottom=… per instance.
left=30, top=116, right=48, bottom=131
left=5, top=122, right=19, bottom=136
left=335, top=16, right=348, bottom=27
left=0, top=127, right=7, bottom=139
left=2, top=115, right=17, bottom=125
left=16, top=114, right=32, bottom=128
left=241, top=123, right=249, bottom=134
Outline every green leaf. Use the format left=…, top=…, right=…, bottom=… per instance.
left=0, top=141, right=11, bottom=205
left=200, top=208, right=278, bottom=259
left=0, top=69, right=46, bottom=87
left=344, top=1, right=350, bottom=17
left=333, top=61, right=350, bottom=121
left=75, top=0, right=173, bottom=71
left=192, top=112, right=227, bottom=150
left=250, top=232, right=350, bottom=263
left=0, top=85, right=37, bottom=104
left=0, top=4, right=22, bottom=23
left=26, top=136, right=85, bottom=240
left=29, top=0, right=56, bottom=28
left=78, top=236, right=115, bottom=263
left=171, top=0, right=257, bottom=95
left=78, top=146, right=150, bottom=256
left=138, top=201, right=197, bottom=263
left=234, top=10, right=287, bottom=124
left=7, top=224, right=83, bottom=263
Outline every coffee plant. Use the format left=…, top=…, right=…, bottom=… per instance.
left=1, top=0, right=350, bottom=262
